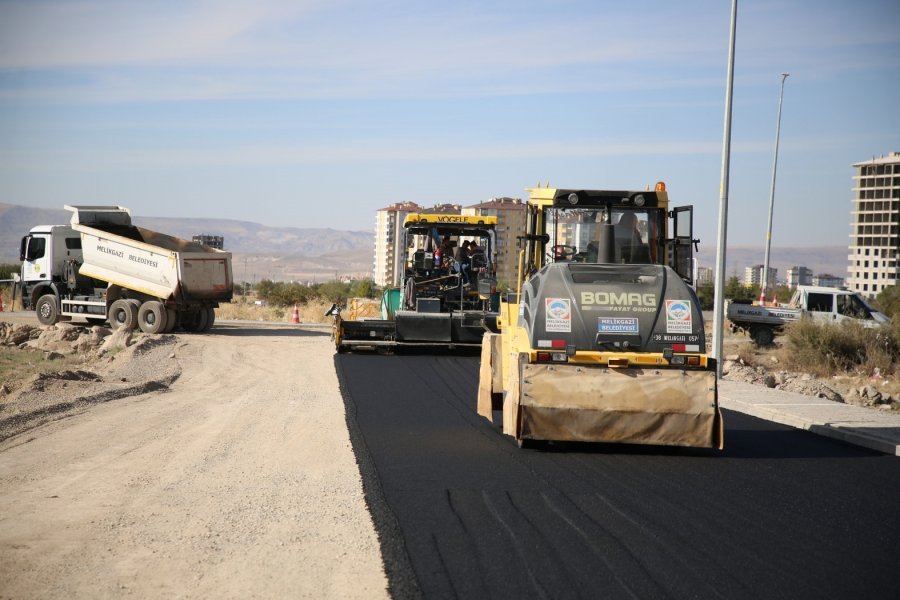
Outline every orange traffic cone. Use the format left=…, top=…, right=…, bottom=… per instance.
left=291, top=303, right=300, bottom=324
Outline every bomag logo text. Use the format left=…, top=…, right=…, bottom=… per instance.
left=581, top=292, right=657, bottom=307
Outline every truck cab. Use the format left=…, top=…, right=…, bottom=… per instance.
left=20, top=225, right=84, bottom=305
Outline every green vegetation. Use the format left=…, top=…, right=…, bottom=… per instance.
left=249, top=278, right=379, bottom=308
left=781, top=317, right=899, bottom=378
left=0, top=263, right=18, bottom=280
left=0, top=347, right=87, bottom=390
left=874, top=285, right=900, bottom=319
left=0, top=263, right=19, bottom=309
left=696, top=282, right=714, bottom=310
left=696, top=277, right=793, bottom=311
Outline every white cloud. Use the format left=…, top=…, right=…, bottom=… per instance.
left=0, top=0, right=323, bottom=68
left=0, top=0, right=730, bottom=102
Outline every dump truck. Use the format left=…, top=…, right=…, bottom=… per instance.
left=18, top=205, right=232, bottom=332
left=477, top=183, right=723, bottom=449
left=330, top=213, right=499, bottom=351
left=727, top=285, right=890, bottom=345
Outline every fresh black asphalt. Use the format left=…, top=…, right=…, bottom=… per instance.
left=335, top=352, right=900, bottom=600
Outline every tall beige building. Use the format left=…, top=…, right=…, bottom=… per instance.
left=372, top=202, right=463, bottom=287
left=847, top=152, right=900, bottom=298
left=463, top=197, right=526, bottom=289
left=373, top=201, right=421, bottom=287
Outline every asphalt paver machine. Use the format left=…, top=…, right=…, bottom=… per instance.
left=331, top=214, right=500, bottom=352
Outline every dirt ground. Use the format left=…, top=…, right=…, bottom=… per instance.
left=0, top=318, right=388, bottom=600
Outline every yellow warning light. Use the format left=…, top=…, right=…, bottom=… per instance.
left=655, top=181, right=666, bottom=192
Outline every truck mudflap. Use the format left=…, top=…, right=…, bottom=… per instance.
left=512, top=362, right=723, bottom=449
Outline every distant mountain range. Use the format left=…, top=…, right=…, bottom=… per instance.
left=1, top=203, right=850, bottom=283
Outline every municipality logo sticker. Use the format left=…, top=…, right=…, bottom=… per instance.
left=665, top=300, right=692, bottom=333
left=545, top=298, right=571, bottom=332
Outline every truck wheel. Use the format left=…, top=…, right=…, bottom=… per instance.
left=196, top=307, right=210, bottom=332
left=163, top=308, right=178, bottom=333
left=36, top=294, right=59, bottom=326
left=137, top=301, right=168, bottom=334
left=109, top=299, right=138, bottom=330
left=751, top=326, right=774, bottom=347
left=180, top=310, right=201, bottom=332
left=202, top=307, right=216, bottom=332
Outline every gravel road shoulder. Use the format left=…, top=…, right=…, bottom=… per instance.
left=0, top=321, right=388, bottom=599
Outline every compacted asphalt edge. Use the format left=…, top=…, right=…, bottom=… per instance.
left=334, top=355, right=424, bottom=600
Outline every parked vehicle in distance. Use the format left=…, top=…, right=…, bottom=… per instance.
left=727, top=285, right=890, bottom=346
left=18, top=205, right=232, bottom=333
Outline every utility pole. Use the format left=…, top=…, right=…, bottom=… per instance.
left=760, top=73, right=790, bottom=305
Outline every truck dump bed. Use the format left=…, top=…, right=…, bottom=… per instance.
left=726, top=300, right=802, bottom=326
left=67, top=205, right=232, bottom=302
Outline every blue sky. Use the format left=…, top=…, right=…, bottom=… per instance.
left=1, top=0, right=898, bottom=248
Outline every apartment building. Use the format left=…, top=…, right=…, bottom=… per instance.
left=786, top=266, right=812, bottom=288
left=744, top=264, right=777, bottom=287
left=847, top=152, right=900, bottom=298
left=373, top=202, right=464, bottom=287
left=695, top=266, right=714, bottom=286
left=373, top=201, right=422, bottom=287
left=462, top=197, right=526, bottom=288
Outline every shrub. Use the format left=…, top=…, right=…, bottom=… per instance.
left=875, top=285, right=900, bottom=319
left=0, top=263, right=19, bottom=279
left=254, top=279, right=361, bottom=307
left=781, top=317, right=897, bottom=377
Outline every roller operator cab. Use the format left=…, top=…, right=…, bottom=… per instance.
left=477, top=184, right=724, bottom=449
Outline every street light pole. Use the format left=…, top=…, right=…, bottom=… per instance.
left=712, top=0, right=738, bottom=378
left=760, top=73, right=790, bottom=305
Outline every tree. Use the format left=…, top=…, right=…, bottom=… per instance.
left=695, top=282, right=714, bottom=311
left=256, top=279, right=276, bottom=301
left=350, top=279, right=376, bottom=299
left=316, top=281, right=352, bottom=303
left=0, top=263, right=18, bottom=280
left=724, top=276, right=744, bottom=300
left=875, top=284, right=900, bottom=319
left=772, top=284, right=792, bottom=305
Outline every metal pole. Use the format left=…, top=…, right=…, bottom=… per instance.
left=712, top=0, right=738, bottom=378
left=760, top=73, right=790, bottom=305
